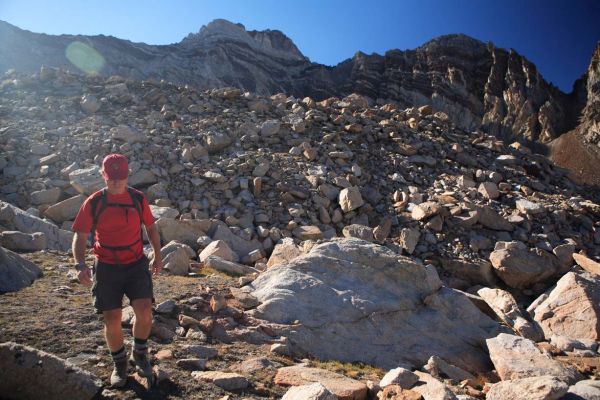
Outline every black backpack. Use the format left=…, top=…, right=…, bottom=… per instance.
left=89, top=187, right=145, bottom=264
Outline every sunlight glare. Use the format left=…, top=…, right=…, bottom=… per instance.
left=65, top=41, right=105, bottom=75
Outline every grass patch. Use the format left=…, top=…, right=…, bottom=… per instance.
left=310, top=359, right=384, bottom=381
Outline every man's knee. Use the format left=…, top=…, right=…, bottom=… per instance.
left=103, top=309, right=122, bottom=328
left=132, top=299, right=152, bottom=320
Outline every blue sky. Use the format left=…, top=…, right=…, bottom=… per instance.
left=1, top=0, right=599, bottom=92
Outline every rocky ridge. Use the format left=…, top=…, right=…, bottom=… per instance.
left=2, top=19, right=597, bottom=149
left=1, top=67, right=600, bottom=399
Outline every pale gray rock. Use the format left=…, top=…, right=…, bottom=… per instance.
left=30, top=187, right=61, bottom=205
left=342, top=224, right=374, bottom=242
left=274, top=365, right=368, bottom=400
left=516, top=199, right=546, bottom=215
left=478, top=182, right=500, bottom=199
left=80, top=94, right=101, bottom=113
left=477, top=287, right=543, bottom=341
left=203, top=130, right=232, bottom=153
left=293, top=226, right=323, bottom=240
left=281, top=383, right=337, bottom=400
left=199, top=240, right=238, bottom=262
left=412, top=201, right=442, bottom=221
left=155, top=299, right=177, bottom=314
left=424, top=355, right=477, bottom=386
left=191, top=371, right=250, bottom=390
left=549, top=335, right=588, bottom=352
left=486, top=333, right=581, bottom=383
left=338, top=187, right=364, bottom=212
left=473, top=205, right=514, bottom=231
left=111, top=125, right=146, bottom=143
left=486, top=376, right=568, bottom=400
left=564, top=379, right=600, bottom=400
left=176, top=358, right=206, bottom=370
left=0, top=201, right=73, bottom=251
left=30, top=143, right=50, bottom=156
left=441, top=259, right=496, bottom=286
left=181, top=344, right=218, bottom=359
left=398, top=227, right=421, bottom=254
left=553, top=243, right=576, bottom=269
left=412, top=371, right=457, bottom=400
left=204, top=255, right=259, bottom=276
left=0, top=231, right=46, bottom=252
left=129, top=168, right=157, bottom=187
left=0, top=246, right=43, bottom=293
left=533, top=270, right=600, bottom=341
left=245, top=238, right=502, bottom=373
left=160, top=240, right=196, bottom=259
left=163, top=247, right=191, bottom=275
left=69, top=166, right=104, bottom=195
left=0, top=342, right=102, bottom=400
left=155, top=218, right=212, bottom=249
left=211, top=221, right=262, bottom=258
left=267, top=238, right=302, bottom=267
left=149, top=205, right=179, bottom=219
left=261, top=120, right=281, bottom=136
left=43, top=194, right=86, bottom=224
left=489, top=242, right=560, bottom=288
left=379, top=367, right=419, bottom=389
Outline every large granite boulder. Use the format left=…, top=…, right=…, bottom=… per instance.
left=0, top=201, right=73, bottom=252
left=0, top=246, right=43, bottom=293
left=0, top=342, right=102, bottom=400
left=532, top=270, right=600, bottom=341
left=244, top=238, right=503, bottom=373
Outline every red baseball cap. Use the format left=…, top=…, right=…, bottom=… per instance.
left=102, top=153, right=129, bottom=180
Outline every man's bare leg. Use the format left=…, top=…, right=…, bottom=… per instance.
left=130, top=298, right=154, bottom=381
left=103, top=308, right=124, bottom=351
left=103, top=308, right=128, bottom=387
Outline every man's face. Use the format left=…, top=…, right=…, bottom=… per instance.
left=105, top=177, right=128, bottom=193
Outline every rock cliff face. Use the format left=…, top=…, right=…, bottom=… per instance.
left=549, top=42, right=600, bottom=185
left=0, top=19, right=593, bottom=146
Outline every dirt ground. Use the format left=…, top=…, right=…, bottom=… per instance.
left=0, top=250, right=304, bottom=400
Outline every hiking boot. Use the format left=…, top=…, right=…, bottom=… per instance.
left=110, top=358, right=128, bottom=388
left=130, top=349, right=153, bottom=379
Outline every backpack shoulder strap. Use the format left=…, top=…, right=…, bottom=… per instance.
left=127, top=187, right=144, bottom=224
left=89, top=189, right=107, bottom=242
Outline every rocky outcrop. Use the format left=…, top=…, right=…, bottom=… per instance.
left=0, top=201, right=72, bottom=252
left=245, top=238, right=503, bottom=373
left=550, top=41, right=600, bottom=185
left=0, top=19, right=588, bottom=144
left=0, top=246, right=42, bottom=293
left=0, top=342, right=102, bottom=400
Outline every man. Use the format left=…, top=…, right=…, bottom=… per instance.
left=72, top=153, right=163, bottom=388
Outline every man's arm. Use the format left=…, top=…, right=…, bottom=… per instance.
left=146, top=223, right=163, bottom=275
left=72, top=232, right=92, bottom=286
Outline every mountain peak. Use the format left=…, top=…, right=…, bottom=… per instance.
left=181, top=18, right=307, bottom=61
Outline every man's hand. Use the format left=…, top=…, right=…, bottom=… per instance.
left=150, top=257, right=163, bottom=276
left=78, top=266, right=92, bottom=286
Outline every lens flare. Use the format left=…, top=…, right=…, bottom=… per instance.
left=65, top=41, right=105, bottom=75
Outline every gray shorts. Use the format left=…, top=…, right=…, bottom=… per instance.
left=92, top=256, right=154, bottom=314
